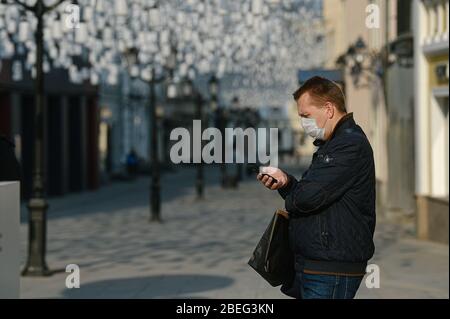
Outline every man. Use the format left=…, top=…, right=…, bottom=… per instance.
left=0, top=134, right=21, bottom=182
left=257, top=76, right=376, bottom=299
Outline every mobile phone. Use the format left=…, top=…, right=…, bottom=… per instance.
left=248, top=164, right=278, bottom=183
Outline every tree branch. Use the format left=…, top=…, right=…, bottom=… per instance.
left=11, top=0, right=34, bottom=12
left=43, top=0, right=66, bottom=14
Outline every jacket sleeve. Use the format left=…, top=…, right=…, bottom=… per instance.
left=278, top=174, right=296, bottom=200
left=282, top=140, right=364, bottom=215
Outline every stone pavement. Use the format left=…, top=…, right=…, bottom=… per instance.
left=19, top=166, right=449, bottom=299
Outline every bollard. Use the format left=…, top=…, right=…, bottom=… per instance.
left=0, top=182, right=20, bottom=299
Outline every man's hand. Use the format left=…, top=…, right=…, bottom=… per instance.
left=257, top=167, right=289, bottom=190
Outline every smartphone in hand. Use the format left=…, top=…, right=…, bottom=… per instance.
left=248, top=163, right=279, bottom=184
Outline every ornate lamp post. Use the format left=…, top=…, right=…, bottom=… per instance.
left=0, top=0, right=78, bottom=277
left=194, top=86, right=204, bottom=199
left=0, top=0, right=132, bottom=276
left=180, top=79, right=204, bottom=199
left=148, top=67, right=161, bottom=222
left=337, top=35, right=412, bottom=89
left=208, top=74, right=228, bottom=187
left=21, top=0, right=56, bottom=277
left=122, top=29, right=177, bottom=222
left=231, top=96, right=244, bottom=182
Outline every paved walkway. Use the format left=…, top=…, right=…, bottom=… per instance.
left=19, top=166, right=449, bottom=299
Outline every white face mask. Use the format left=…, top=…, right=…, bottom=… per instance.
left=300, top=117, right=326, bottom=140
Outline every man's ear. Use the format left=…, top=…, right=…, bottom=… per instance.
left=325, top=102, right=334, bottom=118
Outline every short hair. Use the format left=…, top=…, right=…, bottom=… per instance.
left=293, top=76, right=347, bottom=113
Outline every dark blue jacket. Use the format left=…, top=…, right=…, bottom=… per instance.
left=279, top=113, right=376, bottom=274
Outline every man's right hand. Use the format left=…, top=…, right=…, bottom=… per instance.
left=257, top=167, right=289, bottom=190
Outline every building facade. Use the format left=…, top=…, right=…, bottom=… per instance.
left=97, top=74, right=151, bottom=179
left=322, top=0, right=419, bottom=223
left=0, top=59, right=100, bottom=199
left=413, top=0, right=449, bottom=243
left=323, top=0, right=394, bottom=216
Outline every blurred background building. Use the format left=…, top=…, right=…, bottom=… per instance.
left=0, top=58, right=100, bottom=199
left=413, top=0, right=449, bottom=243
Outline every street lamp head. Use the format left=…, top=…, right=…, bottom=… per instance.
left=232, top=96, right=239, bottom=108
left=346, top=45, right=356, bottom=58
left=124, top=47, right=138, bottom=68
left=355, top=37, right=367, bottom=51
left=389, top=34, right=414, bottom=67
left=355, top=53, right=364, bottom=64
left=209, top=75, right=218, bottom=95
left=167, top=82, right=177, bottom=99
left=336, top=54, right=346, bottom=68
left=166, top=47, right=177, bottom=71
left=183, top=80, right=193, bottom=97
left=156, top=105, right=164, bottom=119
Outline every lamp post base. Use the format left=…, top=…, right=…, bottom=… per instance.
left=150, top=215, right=163, bottom=223
left=150, top=182, right=161, bottom=223
left=196, top=182, right=204, bottom=199
left=22, top=198, right=51, bottom=277
left=21, top=265, right=52, bottom=277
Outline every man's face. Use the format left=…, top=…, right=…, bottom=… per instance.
left=296, top=92, right=334, bottom=140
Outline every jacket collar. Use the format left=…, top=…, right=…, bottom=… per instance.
left=313, top=113, right=355, bottom=147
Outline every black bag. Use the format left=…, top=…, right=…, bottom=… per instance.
left=248, top=209, right=295, bottom=287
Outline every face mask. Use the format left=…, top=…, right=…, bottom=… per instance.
left=300, top=117, right=327, bottom=140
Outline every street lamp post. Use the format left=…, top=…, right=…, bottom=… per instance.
left=337, top=35, right=412, bottom=108
left=181, top=78, right=204, bottom=199
left=149, top=68, right=161, bottom=222
left=209, top=75, right=228, bottom=187
left=231, top=97, right=243, bottom=183
left=149, top=47, right=177, bottom=222
left=195, top=89, right=204, bottom=199
left=1, top=0, right=117, bottom=276
left=8, top=0, right=69, bottom=277
left=22, top=0, right=50, bottom=277
left=124, top=43, right=177, bottom=222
